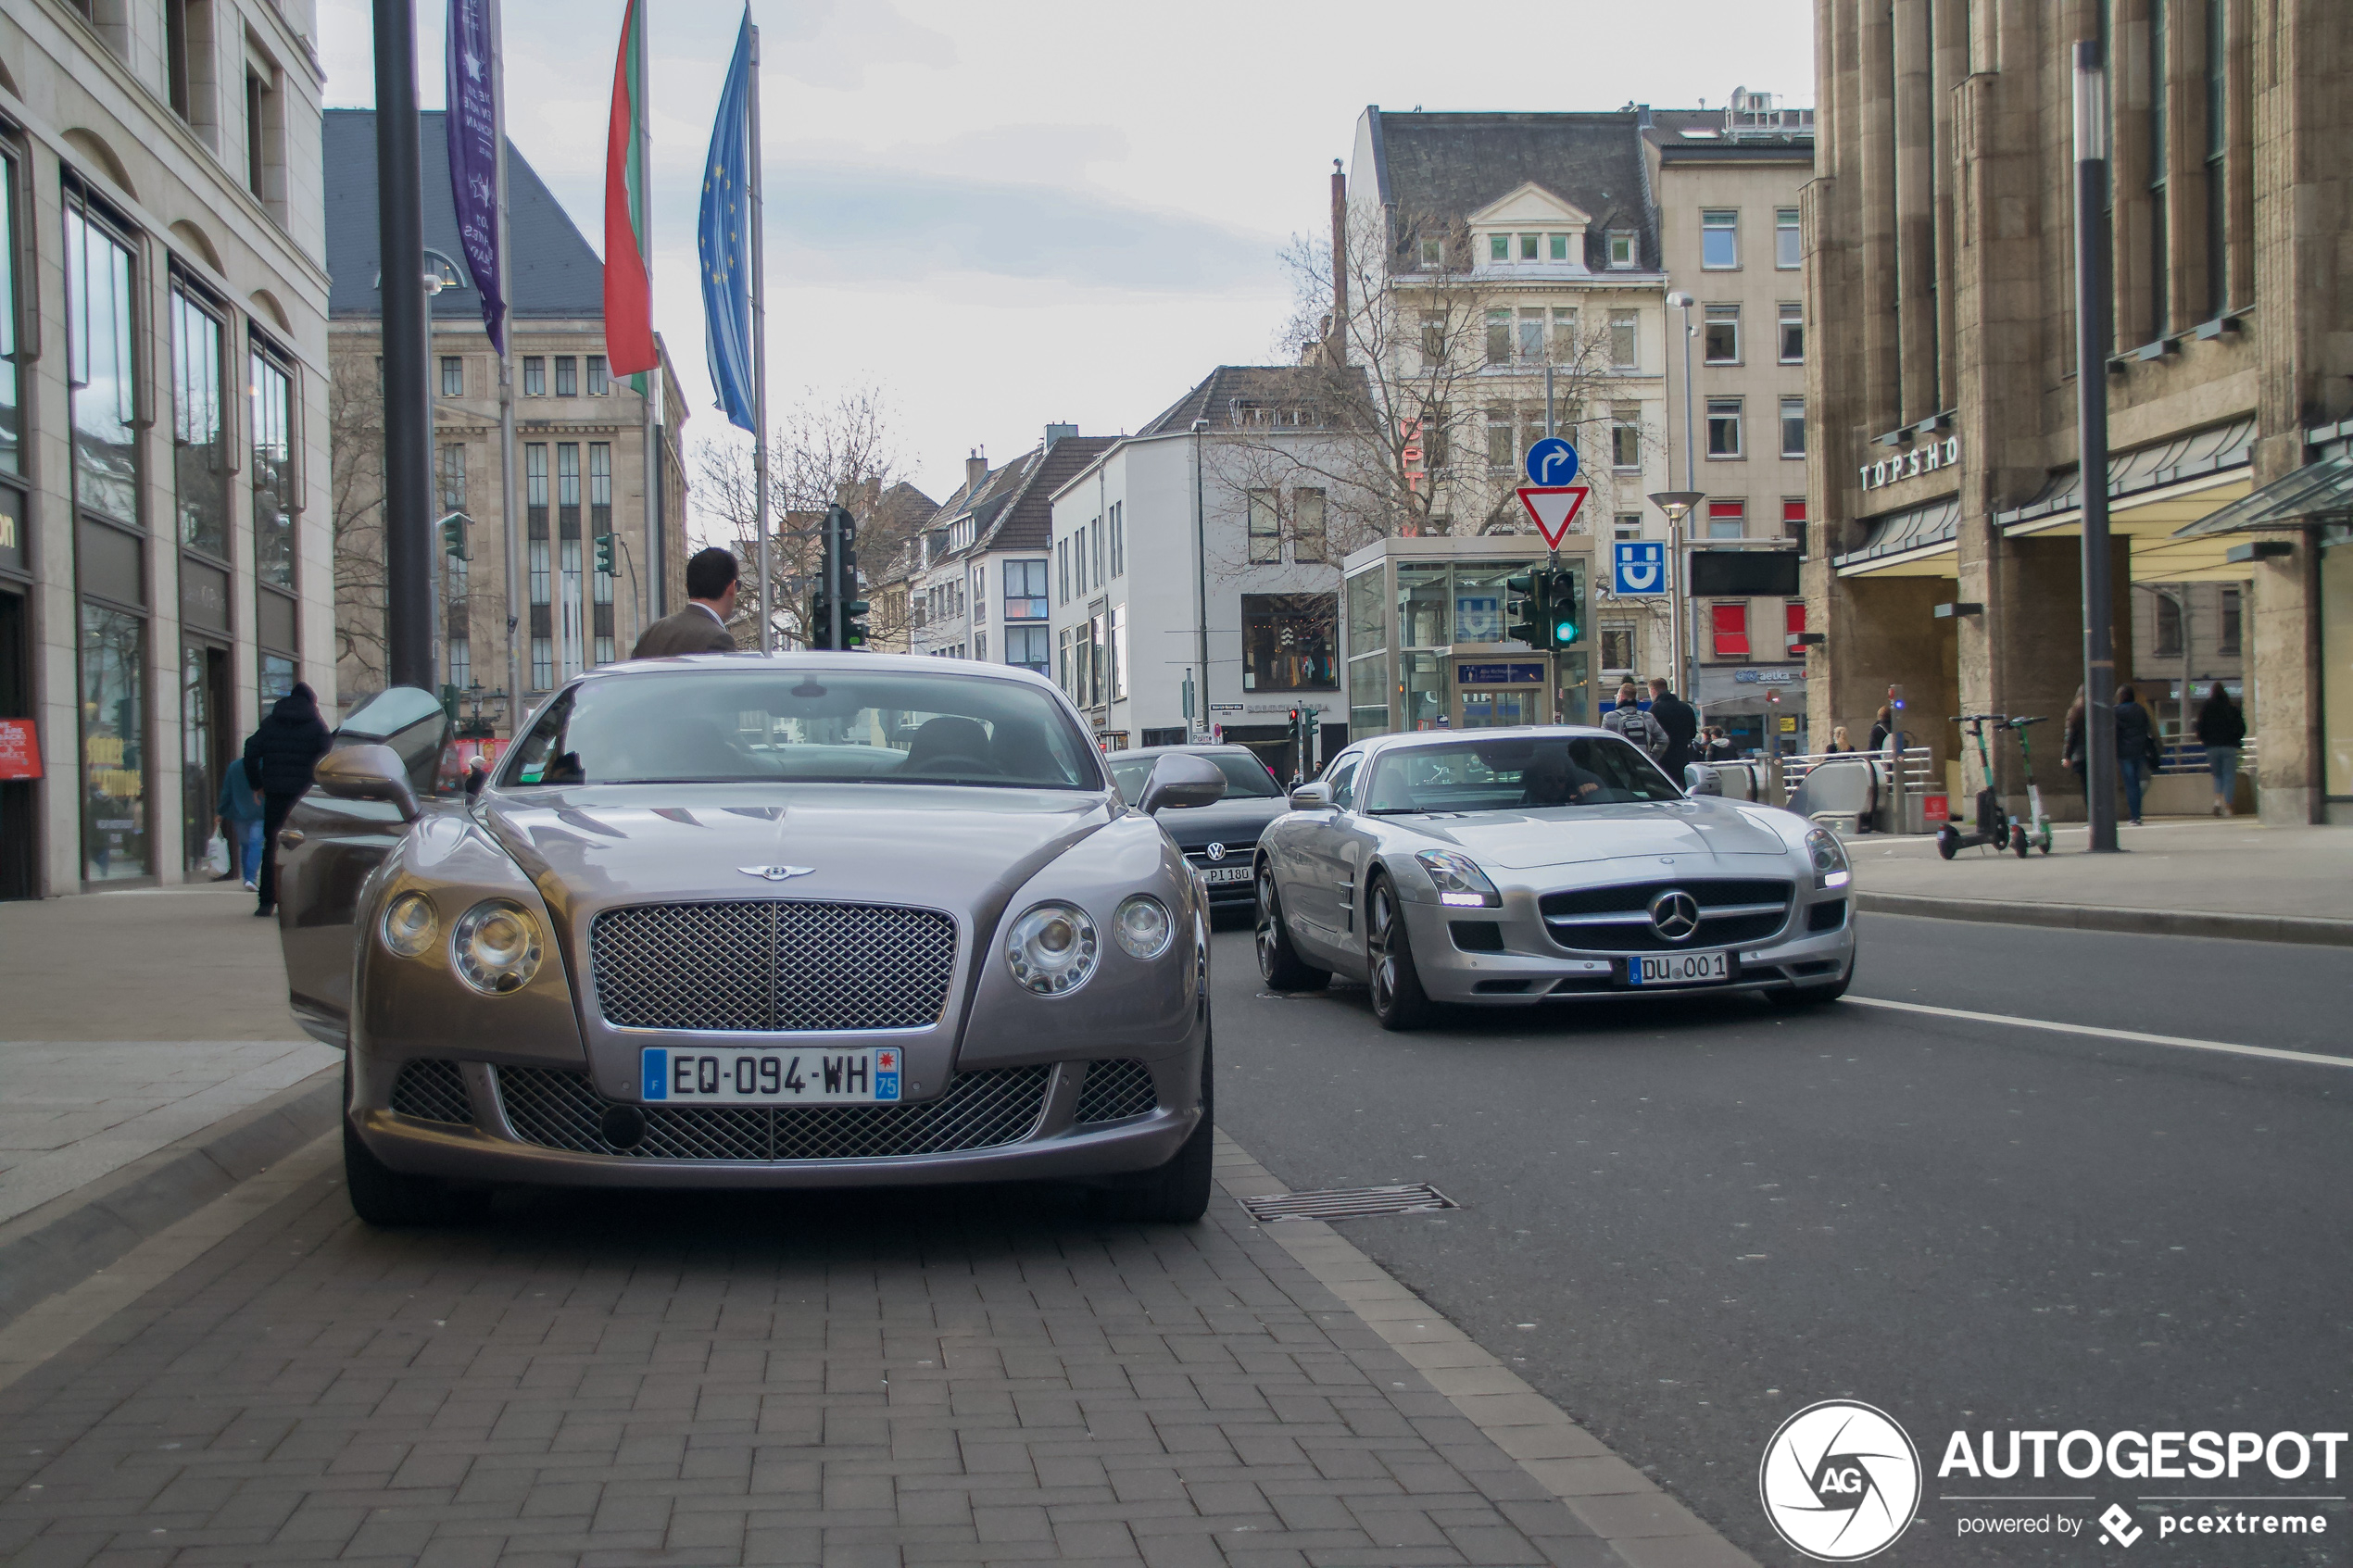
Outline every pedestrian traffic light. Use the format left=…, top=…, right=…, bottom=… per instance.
left=593, top=533, right=615, bottom=575
left=1543, top=568, right=1582, bottom=650
left=437, top=511, right=471, bottom=561
left=1505, top=571, right=1547, bottom=646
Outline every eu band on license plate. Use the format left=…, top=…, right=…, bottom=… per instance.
left=1627, top=951, right=1731, bottom=987
left=1202, top=864, right=1252, bottom=885
left=640, top=1047, right=901, bottom=1105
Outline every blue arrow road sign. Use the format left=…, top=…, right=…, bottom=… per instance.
left=1524, top=436, right=1579, bottom=487
left=1614, top=540, right=1666, bottom=596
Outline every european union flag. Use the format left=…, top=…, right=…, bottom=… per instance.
left=698, top=12, right=757, bottom=433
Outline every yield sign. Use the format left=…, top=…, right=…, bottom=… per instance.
left=1516, top=485, right=1589, bottom=548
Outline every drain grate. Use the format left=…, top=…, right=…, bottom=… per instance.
left=1239, top=1183, right=1458, bottom=1223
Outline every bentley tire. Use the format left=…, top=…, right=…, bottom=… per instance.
left=1098, top=1041, right=1213, bottom=1224
left=1365, top=874, right=1434, bottom=1032
left=1255, top=863, right=1328, bottom=991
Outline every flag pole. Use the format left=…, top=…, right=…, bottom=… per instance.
left=637, top=4, right=661, bottom=636
left=487, top=0, right=524, bottom=734
left=748, top=20, right=771, bottom=653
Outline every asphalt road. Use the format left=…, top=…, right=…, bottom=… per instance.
left=1210, top=911, right=2353, bottom=1568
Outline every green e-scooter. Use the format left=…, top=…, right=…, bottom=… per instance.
left=2003, top=715, right=2055, bottom=856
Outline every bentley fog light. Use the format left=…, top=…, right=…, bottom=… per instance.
left=1005, top=901, right=1099, bottom=995
left=450, top=898, right=545, bottom=994
left=1806, top=827, right=1852, bottom=889
left=380, top=892, right=439, bottom=959
left=1113, top=895, right=1174, bottom=960
left=1416, top=849, right=1502, bottom=909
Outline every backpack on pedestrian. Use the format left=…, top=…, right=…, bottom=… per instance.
left=1604, top=706, right=1669, bottom=759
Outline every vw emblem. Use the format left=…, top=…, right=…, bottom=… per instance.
left=1205, top=842, right=1227, bottom=862
left=1647, top=889, right=1701, bottom=943
left=737, top=865, right=814, bottom=882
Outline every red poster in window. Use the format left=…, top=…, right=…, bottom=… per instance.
left=1710, top=603, right=1751, bottom=659
left=1785, top=602, right=1807, bottom=636
left=0, top=718, right=40, bottom=781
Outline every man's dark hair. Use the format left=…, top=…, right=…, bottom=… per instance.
left=686, top=547, right=740, bottom=602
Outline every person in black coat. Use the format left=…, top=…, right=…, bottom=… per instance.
left=2194, top=682, right=2246, bottom=817
left=242, top=683, right=331, bottom=916
left=2112, top=684, right=2162, bottom=826
left=1647, top=677, right=1699, bottom=781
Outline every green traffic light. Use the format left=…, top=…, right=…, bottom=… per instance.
left=1553, top=620, right=1578, bottom=645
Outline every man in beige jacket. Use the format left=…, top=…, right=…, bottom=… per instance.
left=631, top=547, right=741, bottom=658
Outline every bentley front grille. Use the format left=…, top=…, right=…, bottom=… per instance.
left=1539, top=878, right=1795, bottom=954
left=1074, top=1059, right=1158, bottom=1124
left=495, top=1064, right=1052, bottom=1161
left=389, top=1059, right=472, bottom=1125
left=589, top=899, right=957, bottom=1033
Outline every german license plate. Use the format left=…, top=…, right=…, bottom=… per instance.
left=640, top=1047, right=901, bottom=1104
left=1202, top=864, right=1252, bottom=885
left=1626, top=952, right=1731, bottom=987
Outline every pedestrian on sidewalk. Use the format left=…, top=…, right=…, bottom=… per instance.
left=1829, top=725, right=1854, bottom=755
left=2195, top=681, right=2246, bottom=817
left=1648, top=677, right=1699, bottom=780
left=1602, top=682, right=1667, bottom=759
left=1868, top=705, right=1894, bottom=752
left=242, top=683, right=330, bottom=917
left=2061, top=686, right=2087, bottom=778
left=214, top=759, right=266, bottom=890
left=2114, top=684, right=2161, bottom=826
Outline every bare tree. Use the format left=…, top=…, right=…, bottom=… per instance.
left=327, top=354, right=388, bottom=692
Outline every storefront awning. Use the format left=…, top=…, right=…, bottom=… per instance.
left=1833, top=495, right=1959, bottom=577
left=1996, top=415, right=2256, bottom=532
left=2170, top=451, right=2353, bottom=538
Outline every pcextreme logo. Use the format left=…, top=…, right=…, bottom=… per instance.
left=1759, top=1400, right=1924, bottom=1562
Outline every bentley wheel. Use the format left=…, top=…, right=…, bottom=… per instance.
left=1365, top=875, right=1433, bottom=1033
left=1255, top=863, right=1328, bottom=992
left=343, top=1119, right=468, bottom=1226
left=1098, top=1040, right=1213, bottom=1224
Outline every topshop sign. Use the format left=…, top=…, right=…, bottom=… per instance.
left=1859, top=435, right=1961, bottom=491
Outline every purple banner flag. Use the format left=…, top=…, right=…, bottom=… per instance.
left=446, top=0, right=505, bottom=353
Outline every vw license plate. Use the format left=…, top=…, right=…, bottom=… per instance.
left=1627, top=952, right=1731, bottom=987
left=1201, top=865, right=1252, bottom=885
left=640, top=1047, right=901, bottom=1105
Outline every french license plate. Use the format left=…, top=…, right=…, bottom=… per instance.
left=640, top=1047, right=901, bottom=1105
left=1202, top=864, right=1252, bottom=885
left=1626, top=952, right=1731, bottom=987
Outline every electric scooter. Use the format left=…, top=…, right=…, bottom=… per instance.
left=1936, top=713, right=2014, bottom=859
left=2003, top=715, right=2055, bottom=857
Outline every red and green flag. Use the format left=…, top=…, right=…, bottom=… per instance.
left=602, top=0, right=657, bottom=379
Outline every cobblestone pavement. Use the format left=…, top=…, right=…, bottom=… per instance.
left=0, top=1147, right=1642, bottom=1568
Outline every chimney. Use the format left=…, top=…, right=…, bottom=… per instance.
left=1327, top=158, right=1348, bottom=365
left=965, top=448, right=988, bottom=494
left=1044, top=422, right=1077, bottom=451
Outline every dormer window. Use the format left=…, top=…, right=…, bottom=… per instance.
left=1490, top=233, right=1510, bottom=262
left=1419, top=237, right=1444, bottom=269
left=950, top=517, right=975, bottom=551
left=1608, top=231, right=1636, bottom=268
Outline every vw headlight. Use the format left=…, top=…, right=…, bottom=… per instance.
left=1805, top=827, right=1852, bottom=889
left=380, top=891, right=439, bottom=959
left=1113, top=895, right=1174, bottom=960
left=1005, top=901, right=1100, bottom=995
left=450, top=898, right=545, bottom=994
left=1416, top=849, right=1502, bottom=909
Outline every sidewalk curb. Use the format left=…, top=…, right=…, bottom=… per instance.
left=0, top=1064, right=341, bottom=1329
left=1855, top=890, right=2353, bottom=947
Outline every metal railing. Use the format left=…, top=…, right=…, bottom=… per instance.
left=2158, top=737, right=2256, bottom=776
left=1780, top=746, right=1935, bottom=794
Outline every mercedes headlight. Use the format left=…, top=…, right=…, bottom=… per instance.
left=1005, top=901, right=1100, bottom=996
left=380, top=891, right=438, bottom=959
left=1416, top=849, right=1502, bottom=909
left=1113, top=895, right=1174, bottom=960
left=450, top=898, right=545, bottom=994
left=1805, top=827, right=1852, bottom=889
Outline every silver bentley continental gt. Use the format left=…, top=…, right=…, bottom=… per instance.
left=1252, top=726, right=1856, bottom=1029
left=275, top=657, right=1228, bottom=1225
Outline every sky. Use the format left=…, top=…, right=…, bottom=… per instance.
left=314, top=0, right=1814, bottom=531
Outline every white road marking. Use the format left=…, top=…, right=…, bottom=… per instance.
left=1845, top=996, right=2353, bottom=1071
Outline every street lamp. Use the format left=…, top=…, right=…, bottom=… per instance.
left=1649, top=489, right=1704, bottom=702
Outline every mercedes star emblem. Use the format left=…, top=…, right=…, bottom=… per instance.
left=1205, top=843, right=1227, bottom=862
left=1647, top=889, right=1702, bottom=943
left=738, top=865, right=814, bottom=882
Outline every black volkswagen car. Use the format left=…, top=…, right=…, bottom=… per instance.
left=1107, top=745, right=1291, bottom=917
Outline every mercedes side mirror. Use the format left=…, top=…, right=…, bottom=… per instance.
left=1288, top=781, right=1332, bottom=811
left=1137, top=752, right=1226, bottom=814
left=1682, top=762, right=1723, bottom=797
left=315, top=743, right=422, bottom=822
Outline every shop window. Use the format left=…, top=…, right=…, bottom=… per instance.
left=79, top=601, right=147, bottom=882
left=1241, top=593, right=1339, bottom=692
left=1710, top=602, right=1751, bottom=659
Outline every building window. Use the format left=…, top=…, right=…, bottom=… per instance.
left=1419, top=236, right=1443, bottom=269
left=1109, top=502, right=1125, bottom=576
left=1703, top=304, right=1740, bottom=364
left=449, top=637, right=471, bottom=691
left=1614, top=513, right=1642, bottom=541
left=2203, top=0, right=2227, bottom=316
left=1516, top=232, right=1538, bottom=261
left=1490, top=233, right=1510, bottom=262
left=973, top=563, right=988, bottom=624
left=1108, top=603, right=1126, bottom=699
left=1705, top=398, right=1743, bottom=458
left=1487, top=409, right=1516, bottom=473
left=170, top=281, right=229, bottom=559
left=1057, top=537, right=1069, bottom=605
left=594, top=634, right=613, bottom=667
left=438, top=442, right=466, bottom=513
left=1783, top=601, right=1807, bottom=655
left=1706, top=499, right=1746, bottom=540
left=1517, top=307, right=1545, bottom=360
left=1780, top=397, right=1806, bottom=458
left=1611, top=407, right=1642, bottom=470
left=164, top=0, right=213, bottom=127
left=244, top=66, right=283, bottom=212
left=1293, top=489, right=1327, bottom=563
left=66, top=191, right=140, bottom=526
left=2148, top=0, right=2171, bottom=342
left=1004, top=559, right=1045, bottom=620
left=1701, top=209, right=1738, bottom=269
left=1549, top=307, right=1579, bottom=361
left=554, top=356, right=577, bottom=396
left=1548, top=232, right=1571, bottom=261
left=530, top=636, right=553, bottom=690
left=586, top=355, right=609, bottom=395
left=1240, top=594, right=1339, bottom=692
left=522, top=356, right=545, bottom=395
left=1778, top=302, right=1805, bottom=364
left=0, top=151, right=19, bottom=477
left=1709, top=602, right=1750, bottom=659
left=1486, top=308, right=1512, bottom=365
left=1006, top=623, right=1050, bottom=674
left=1782, top=498, right=1808, bottom=546
left=529, top=539, right=549, bottom=606
left=1775, top=207, right=1802, bottom=270
left=1090, top=516, right=1104, bottom=587
left=1600, top=623, right=1636, bottom=669
left=1248, top=490, right=1280, bottom=562
left=447, top=536, right=468, bottom=609
left=250, top=345, right=296, bottom=589
left=79, top=602, right=148, bottom=883
left=1607, top=231, right=1635, bottom=268
left=1609, top=310, right=1639, bottom=370
left=1419, top=311, right=1447, bottom=370
left=1056, top=627, right=1072, bottom=694
left=440, top=355, right=462, bottom=397
left=2218, top=584, right=2242, bottom=654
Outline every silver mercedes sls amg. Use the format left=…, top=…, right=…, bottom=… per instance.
left=275, top=656, right=1227, bottom=1225
left=1252, top=726, right=1856, bottom=1029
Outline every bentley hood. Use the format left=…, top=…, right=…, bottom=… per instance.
left=1385, top=799, right=1792, bottom=871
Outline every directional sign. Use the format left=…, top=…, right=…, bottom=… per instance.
left=1524, top=436, right=1579, bottom=487
left=1613, top=539, right=1667, bottom=596
left=1516, top=484, right=1588, bottom=548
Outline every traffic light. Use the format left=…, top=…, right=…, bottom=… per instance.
left=593, top=533, right=615, bottom=576
left=1543, top=567, right=1583, bottom=650
left=822, top=504, right=871, bottom=651
left=437, top=511, right=471, bottom=561
left=807, top=583, right=834, bottom=649
left=1505, top=570, right=1547, bottom=646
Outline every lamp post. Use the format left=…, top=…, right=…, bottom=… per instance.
left=2074, top=39, right=2120, bottom=851
left=1662, top=289, right=1702, bottom=703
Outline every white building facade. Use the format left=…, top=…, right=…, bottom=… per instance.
left=911, top=430, right=1109, bottom=679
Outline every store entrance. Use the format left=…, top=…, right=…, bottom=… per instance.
left=181, top=639, right=233, bottom=879
left=0, top=588, right=31, bottom=900
left=1450, top=656, right=1550, bottom=730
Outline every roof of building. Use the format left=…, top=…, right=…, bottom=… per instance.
left=1361, top=109, right=1657, bottom=271
left=323, top=108, right=605, bottom=320
left=1135, top=365, right=1363, bottom=438
left=925, top=433, right=1120, bottom=563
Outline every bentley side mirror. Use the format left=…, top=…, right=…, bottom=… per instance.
left=1682, top=762, right=1723, bottom=797
left=1136, top=752, right=1227, bottom=814
left=1287, top=781, right=1332, bottom=811
left=315, top=743, right=422, bottom=822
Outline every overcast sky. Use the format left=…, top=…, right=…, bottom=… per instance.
left=315, top=0, right=1813, bottom=528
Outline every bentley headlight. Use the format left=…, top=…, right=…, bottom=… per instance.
left=1005, top=901, right=1099, bottom=995
left=1113, top=895, right=1174, bottom=960
left=380, top=892, right=438, bottom=959
left=1416, top=849, right=1502, bottom=909
left=450, top=898, right=545, bottom=994
left=1806, top=827, right=1852, bottom=889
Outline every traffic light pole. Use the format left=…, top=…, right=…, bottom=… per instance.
left=827, top=506, right=844, bottom=652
